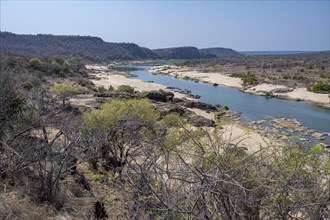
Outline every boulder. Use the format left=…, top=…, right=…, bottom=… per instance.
left=145, top=90, right=174, bottom=102
left=188, top=115, right=216, bottom=127
left=182, top=101, right=218, bottom=111
left=154, top=103, right=185, bottom=116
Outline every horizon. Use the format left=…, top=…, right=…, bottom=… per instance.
left=1, top=1, right=329, bottom=51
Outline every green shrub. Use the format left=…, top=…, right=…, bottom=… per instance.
left=20, top=81, right=35, bottom=90
left=116, top=85, right=134, bottom=93
left=159, top=89, right=167, bottom=95
left=307, top=82, right=330, bottom=94
left=230, top=72, right=258, bottom=85
left=51, top=83, right=80, bottom=106
left=29, top=58, right=44, bottom=70
left=97, top=86, right=107, bottom=93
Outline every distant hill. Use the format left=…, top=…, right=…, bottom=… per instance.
left=153, top=47, right=202, bottom=59
left=153, top=46, right=241, bottom=60
left=0, top=32, right=160, bottom=62
left=0, top=32, right=241, bottom=62
left=199, top=47, right=242, bottom=58
left=240, top=51, right=312, bottom=55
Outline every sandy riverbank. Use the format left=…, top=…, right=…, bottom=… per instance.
left=149, top=65, right=330, bottom=108
left=245, top=84, right=330, bottom=108
left=188, top=108, right=274, bottom=153
left=149, top=65, right=243, bottom=88
left=85, top=65, right=273, bottom=150
left=87, top=65, right=190, bottom=99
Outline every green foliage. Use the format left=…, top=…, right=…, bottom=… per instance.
left=162, top=113, right=184, bottom=127
left=116, top=84, right=134, bottom=93
left=51, top=83, right=79, bottom=106
left=29, top=57, right=44, bottom=70
left=51, top=83, right=79, bottom=97
left=292, top=74, right=305, bottom=80
left=183, top=75, right=194, bottom=81
left=53, top=57, right=65, bottom=66
left=97, top=85, right=107, bottom=93
left=20, top=81, right=35, bottom=90
left=230, top=72, right=258, bottom=85
left=77, top=77, right=91, bottom=87
left=307, top=82, right=330, bottom=94
left=107, top=64, right=116, bottom=70
left=81, top=99, right=158, bottom=132
left=265, top=91, right=272, bottom=98
left=158, top=89, right=167, bottom=95
left=50, top=57, right=73, bottom=76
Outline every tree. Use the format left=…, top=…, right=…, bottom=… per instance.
left=79, top=99, right=159, bottom=174
left=51, top=83, right=79, bottom=106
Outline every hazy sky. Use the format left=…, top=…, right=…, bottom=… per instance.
left=1, top=1, right=329, bottom=51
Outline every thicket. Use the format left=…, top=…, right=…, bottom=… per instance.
left=230, top=72, right=258, bottom=85
left=0, top=53, right=329, bottom=219
left=307, top=82, right=330, bottom=94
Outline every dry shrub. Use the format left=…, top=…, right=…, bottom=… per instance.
left=0, top=191, right=56, bottom=220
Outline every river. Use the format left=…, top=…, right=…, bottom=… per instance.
left=130, top=66, right=330, bottom=136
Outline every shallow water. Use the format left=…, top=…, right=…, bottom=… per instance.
left=130, top=67, right=330, bottom=134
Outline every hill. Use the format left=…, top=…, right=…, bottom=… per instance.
left=0, top=32, right=242, bottom=62
left=199, top=47, right=242, bottom=58
left=153, top=46, right=202, bottom=59
left=153, top=46, right=242, bottom=60
left=0, top=32, right=160, bottom=62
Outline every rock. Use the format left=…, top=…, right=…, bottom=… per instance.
left=145, top=90, right=174, bottom=102
left=271, top=88, right=294, bottom=93
left=182, top=101, right=218, bottom=111
left=94, top=92, right=137, bottom=99
left=155, top=104, right=185, bottom=116
left=188, top=115, right=216, bottom=127
left=213, top=83, right=218, bottom=86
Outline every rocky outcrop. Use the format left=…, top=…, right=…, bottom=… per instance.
left=94, top=92, right=137, bottom=99
left=188, top=115, right=216, bottom=127
left=145, top=90, right=174, bottom=102
left=182, top=101, right=219, bottom=112
left=154, top=103, right=185, bottom=116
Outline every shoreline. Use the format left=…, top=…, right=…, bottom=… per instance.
left=87, top=65, right=194, bottom=100
left=76, top=65, right=329, bottom=148
left=84, top=65, right=275, bottom=150
left=148, top=65, right=330, bottom=108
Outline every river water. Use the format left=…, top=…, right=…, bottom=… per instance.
left=130, top=67, right=330, bottom=135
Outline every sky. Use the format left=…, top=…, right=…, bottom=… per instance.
left=0, top=1, right=329, bottom=51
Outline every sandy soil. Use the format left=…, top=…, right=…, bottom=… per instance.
left=188, top=108, right=272, bottom=153
left=285, top=88, right=330, bottom=107
left=245, top=84, right=288, bottom=93
left=88, top=68, right=190, bottom=99
left=149, top=65, right=243, bottom=88
left=150, top=65, right=330, bottom=107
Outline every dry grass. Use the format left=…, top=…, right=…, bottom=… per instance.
left=0, top=191, right=57, bottom=220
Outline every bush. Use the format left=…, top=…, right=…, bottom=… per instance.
left=231, top=72, right=258, bottom=85
left=20, top=81, right=35, bottom=90
left=97, top=86, right=107, bottom=93
left=51, top=83, right=80, bottom=106
left=307, top=82, right=330, bottom=94
left=29, top=58, right=44, bottom=70
left=116, top=85, right=134, bottom=93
